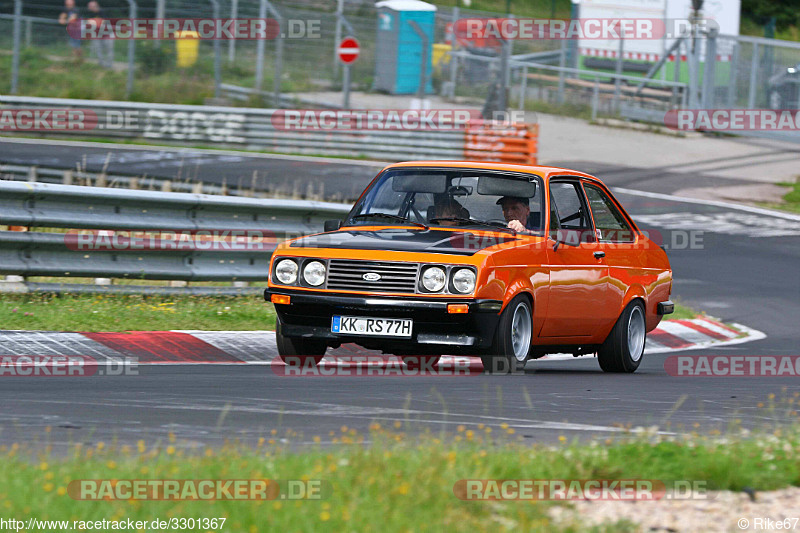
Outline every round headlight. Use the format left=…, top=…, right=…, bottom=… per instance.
left=421, top=266, right=446, bottom=292
left=452, top=268, right=476, bottom=294
left=303, top=261, right=326, bottom=286
left=275, top=259, right=298, bottom=284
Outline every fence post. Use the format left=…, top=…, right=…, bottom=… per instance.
left=518, top=65, right=527, bottom=110
left=125, top=0, right=137, bottom=99
left=25, top=17, right=31, bottom=48
left=407, top=20, right=429, bottom=102
left=557, top=39, right=566, bottom=104
left=333, top=0, right=343, bottom=79
left=11, top=0, right=22, bottom=95
left=448, top=7, right=459, bottom=99
left=254, top=0, right=267, bottom=92
left=228, top=0, right=238, bottom=62
left=273, top=12, right=284, bottom=107
left=727, top=40, right=739, bottom=107
left=210, top=0, right=221, bottom=98
left=614, top=29, right=624, bottom=112
left=155, top=0, right=164, bottom=48
left=263, top=0, right=284, bottom=107
left=591, top=77, right=599, bottom=121
left=701, top=29, right=717, bottom=109
left=747, top=42, right=759, bottom=109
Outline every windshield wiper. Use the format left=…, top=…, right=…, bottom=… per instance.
left=429, top=217, right=516, bottom=235
left=351, top=213, right=428, bottom=230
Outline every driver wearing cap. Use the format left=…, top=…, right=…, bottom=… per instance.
left=497, top=196, right=535, bottom=233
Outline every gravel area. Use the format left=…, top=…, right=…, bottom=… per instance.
left=549, top=486, right=800, bottom=532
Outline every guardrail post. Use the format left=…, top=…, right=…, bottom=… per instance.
left=125, top=0, right=137, bottom=99
left=11, top=0, right=22, bottom=95
left=210, top=0, right=221, bottom=99
left=591, top=77, right=599, bottom=121
left=27, top=165, right=37, bottom=182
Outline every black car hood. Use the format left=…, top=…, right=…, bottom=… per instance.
left=290, top=229, right=519, bottom=256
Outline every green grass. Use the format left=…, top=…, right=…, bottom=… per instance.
left=670, top=303, right=701, bottom=321
left=0, top=293, right=275, bottom=332
left=0, top=294, right=702, bottom=332
left=0, top=47, right=313, bottom=105
left=760, top=178, right=800, bottom=214
left=4, top=420, right=800, bottom=531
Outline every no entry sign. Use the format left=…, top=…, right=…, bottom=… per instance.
left=337, top=37, right=360, bottom=65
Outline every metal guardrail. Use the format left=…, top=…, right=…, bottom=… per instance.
left=0, top=95, right=539, bottom=163
left=0, top=162, right=299, bottom=198
left=0, top=180, right=351, bottom=282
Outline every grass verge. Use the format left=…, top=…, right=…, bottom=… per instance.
left=4, top=422, right=800, bottom=531
left=0, top=293, right=697, bottom=333
left=0, top=293, right=276, bottom=332
left=759, top=178, right=800, bottom=214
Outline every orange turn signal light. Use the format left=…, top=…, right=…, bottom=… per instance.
left=447, top=304, right=469, bottom=314
left=271, top=294, right=291, bottom=305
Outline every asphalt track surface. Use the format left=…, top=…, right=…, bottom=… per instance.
left=1, top=139, right=799, bottom=451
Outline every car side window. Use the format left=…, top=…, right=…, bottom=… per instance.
left=549, top=182, right=591, bottom=231
left=583, top=184, right=635, bottom=243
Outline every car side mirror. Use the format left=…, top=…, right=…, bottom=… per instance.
left=324, top=219, right=342, bottom=232
left=551, top=229, right=582, bottom=250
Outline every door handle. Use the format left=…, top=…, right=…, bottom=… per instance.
left=594, top=251, right=605, bottom=259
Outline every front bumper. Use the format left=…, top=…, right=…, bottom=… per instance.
left=265, top=288, right=502, bottom=354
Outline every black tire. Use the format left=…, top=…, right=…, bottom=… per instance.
left=276, top=331, right=326, bottom=367
left=481, top=294, right=533, bottom=374
left=597, top=300, right=646, bottom=373
left=401, top=355, right=441, bottom=371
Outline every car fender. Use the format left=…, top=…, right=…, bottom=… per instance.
left=621, top=284, right=647, bottom=316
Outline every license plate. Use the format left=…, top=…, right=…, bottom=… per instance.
left=331, top=316, right=412, bottom=337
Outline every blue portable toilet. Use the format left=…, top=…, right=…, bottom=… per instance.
left=374, top=0, right=436, bottom=95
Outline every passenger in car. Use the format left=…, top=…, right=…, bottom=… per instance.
left=430, top=194, right=470, bottom=222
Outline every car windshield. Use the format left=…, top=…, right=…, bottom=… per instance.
left=346, top=168, right=545, bottom=233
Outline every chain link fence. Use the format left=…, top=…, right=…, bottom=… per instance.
left=1, top=1, right=800, bottom=143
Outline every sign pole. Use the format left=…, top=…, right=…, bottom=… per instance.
left=337, top=36, right=360, bottom=110
left=344, top=65, right=351, bottom=108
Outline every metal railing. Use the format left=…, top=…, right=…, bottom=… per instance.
left=0, top=180, right=351, bottom=282
left=0, top=95, right=539, bottom=163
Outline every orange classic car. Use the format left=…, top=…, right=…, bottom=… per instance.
left=264, top=162, right=673, bottom=374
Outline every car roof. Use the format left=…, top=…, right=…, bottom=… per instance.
left=383, top=161, right=600, bottom=182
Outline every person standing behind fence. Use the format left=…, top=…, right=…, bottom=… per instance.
left=59, top=0, right=82, bottom=63
left=87, top=1, right=113, bottom=69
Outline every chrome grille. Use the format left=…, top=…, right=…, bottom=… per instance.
left=326, top=259, right=419, bottom=293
